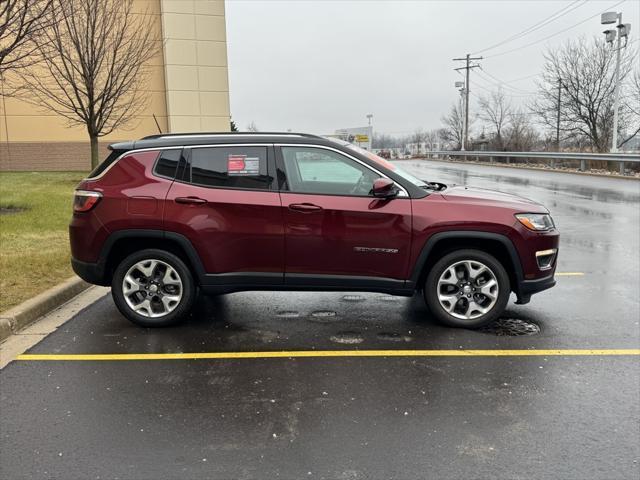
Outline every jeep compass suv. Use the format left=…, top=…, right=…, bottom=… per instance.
left=70, top=132, right=559, bottom=329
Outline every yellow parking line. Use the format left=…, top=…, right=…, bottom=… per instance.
left=15, top=349, right=639, bottom=361
left=556, top=272, right=585, bottom=276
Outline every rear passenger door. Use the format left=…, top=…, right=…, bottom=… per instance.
left=164, top=144, right=284, bottom=284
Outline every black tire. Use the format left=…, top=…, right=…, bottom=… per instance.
left=423, top=249, right=510, bottom=329
left=111, top=249, right=196, bottom=327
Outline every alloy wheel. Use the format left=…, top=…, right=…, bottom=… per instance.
left=122, top=259, right=183, bottom=318
left=437, top=260, right=499, bottom=320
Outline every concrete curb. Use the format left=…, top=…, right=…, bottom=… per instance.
left=406, top=158, right=640, bottom=180
left=0, top=277, right=91, bottom=343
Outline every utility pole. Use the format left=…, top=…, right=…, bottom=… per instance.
left=555, top=79, right=562, bottom=150
left=454, top=54, right=482, bottom=151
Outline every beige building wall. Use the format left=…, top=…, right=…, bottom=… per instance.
left=0, top=0, right=230, bottom=171
left=161, top=0, right=230, bottom=133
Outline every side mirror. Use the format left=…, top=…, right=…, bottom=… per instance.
left=371, top=178, right=399, bottom=198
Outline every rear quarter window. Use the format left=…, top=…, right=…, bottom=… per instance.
left=153, top=149, right=183, bottom=179
left=86, top=150, right=125, bottom=178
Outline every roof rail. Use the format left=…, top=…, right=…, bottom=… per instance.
left=140, top=132, right=323, bottom=141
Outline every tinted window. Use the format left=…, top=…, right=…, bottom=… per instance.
left=87, top=150, right=125, bottom=178
left=281, top=147, right=379, bottom=196
left=154, top=149, right=182, bottom=178
left=189, top=146, right=270, bottom=189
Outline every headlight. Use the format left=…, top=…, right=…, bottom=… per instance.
left=515, top=213, right=555, bottom=231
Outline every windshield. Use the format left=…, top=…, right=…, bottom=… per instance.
left=326, top=137, right=428, bottom=188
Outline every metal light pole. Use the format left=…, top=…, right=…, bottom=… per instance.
left=454, top=81, right=466, bottom=150
left=601, top=12, right=631, bottom=153
left=366, top=114, right=373, bottom=126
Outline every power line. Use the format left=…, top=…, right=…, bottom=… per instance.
left=498, top=73, right=541, bottom=84
left=471, top=72, right=541, bottom=87
left=474, top=70, right=537, bottom=96
left=484, top=0, right=627, bottom=59
left=471, top=80, right=535, bottom=99
left=472, top=0, right=587, bottom=55
left=477, top=67, right=537, bottom=94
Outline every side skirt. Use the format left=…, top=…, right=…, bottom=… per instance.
left=199, top=272, right=416, bottom=296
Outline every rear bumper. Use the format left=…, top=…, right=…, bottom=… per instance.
left=71, top=257, right=109, bottom=286
left=515, top=274, right=556, bottom=305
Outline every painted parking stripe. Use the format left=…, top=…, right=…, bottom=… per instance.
left=556, top=272, right=585, bottom=276
left=15, top=349, right=639, bottom=361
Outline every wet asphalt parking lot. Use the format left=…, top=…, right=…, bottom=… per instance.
left=1, top=160, right=639, bottom=480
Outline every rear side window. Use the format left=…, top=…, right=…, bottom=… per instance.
left=154, top=149, right=182, bottom=178
left=189, top=146, right=270, bottom=189
left=86, top=150, right=125, bottom=178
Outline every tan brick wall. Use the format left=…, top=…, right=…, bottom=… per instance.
left=0, top=142, right=113, bottom=172
left=0, top=0, right=230, bottom=171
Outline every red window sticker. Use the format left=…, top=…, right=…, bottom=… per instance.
left=227, top=155, right=246, bottom=172
left=227, top=155, right=261, bottom=176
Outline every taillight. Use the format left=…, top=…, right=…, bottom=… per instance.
left=73, top=190, right=102, bottom=212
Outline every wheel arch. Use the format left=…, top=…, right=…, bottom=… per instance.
left=410, top=231, right=524, bottom=294
left=100, top=230, right=205, bottom=285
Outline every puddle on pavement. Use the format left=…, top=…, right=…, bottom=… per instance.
left=342, top=295, right=366, bottom=302
left=377, top=295, right=400, bottom=302
left=480, top=318, right=541, bottom=336
left=276, top=311, right=300, bottom=318
left=330, top=331, right=365, bottom=344
left=377, top=332, right=413, bottom=342
left=309, top=311, right=339, bottom=323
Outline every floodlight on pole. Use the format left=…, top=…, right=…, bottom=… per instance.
left=599, top=11, right=630, bottom=153
left=603, top=29, right=617, bottom=43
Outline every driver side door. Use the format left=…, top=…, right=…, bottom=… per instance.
left=277, top=145, right=413, bottom=282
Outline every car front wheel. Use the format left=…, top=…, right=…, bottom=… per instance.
left=424, top=249, right=510, bottom=328
left=111, top=249, right=195, bottom=327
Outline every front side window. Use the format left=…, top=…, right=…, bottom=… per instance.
left=189, top=146, right=270, bottom=189
left=281, top=147, right=379, bottom=196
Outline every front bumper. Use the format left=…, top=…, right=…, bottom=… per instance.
left=515, top=274, right=556, bottom=305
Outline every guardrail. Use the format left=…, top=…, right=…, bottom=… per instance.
left=423, top=151, right=640, bottom=175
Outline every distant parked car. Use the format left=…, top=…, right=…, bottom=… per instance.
left=70, top=132, right=558, bottom=328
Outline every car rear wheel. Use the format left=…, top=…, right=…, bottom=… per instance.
left=424, top=249, right=510, bottom=328
left=112, top=249, right=195, bottom=327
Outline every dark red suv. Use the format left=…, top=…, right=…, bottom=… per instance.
left=70, top=132, right=559, bottom=329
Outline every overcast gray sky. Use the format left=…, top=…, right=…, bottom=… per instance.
left=226, top=0, right=639, bottom=136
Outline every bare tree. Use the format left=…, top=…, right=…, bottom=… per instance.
left=478, top=88, right=511, bottom=150
left=532, top=37, right=638, bottom=152
left=626, top=69, right=640, bottom=120
left=0, top=0, right=54, bottom=79
left=246, top=121, right=259, bottom=132
left=424, top=129, right=440, bottom=151
left=410, top=128, right=426, bottom=155
left=440, top=100, right=467, bottom=150
left=504, top=110, right=539, bottom=151
left=19, top=0, right=158, bottom=168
